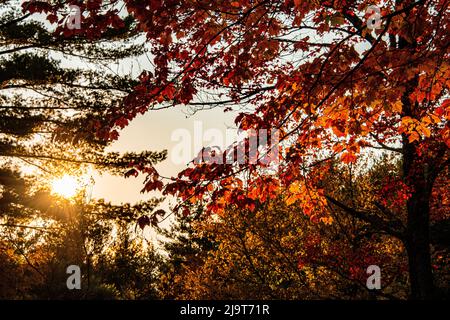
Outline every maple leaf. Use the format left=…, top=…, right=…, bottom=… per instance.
left=47, top=14, right=58, bottom=24
left=137, top=215, right=150, bottom=230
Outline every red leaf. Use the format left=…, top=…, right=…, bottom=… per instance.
left=125, top=169, right=139, bottom=178
left=137, top=215, right=150, bottom=230
left=341, top=152, right=357, bottom=164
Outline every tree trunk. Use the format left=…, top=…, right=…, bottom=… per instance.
left=405, top=191, right=435, bottom=299
left=403, top=136, right=435, bottom=299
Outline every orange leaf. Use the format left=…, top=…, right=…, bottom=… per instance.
left=408, top=131, right=420, bottom=143
left=341, top=152, right=357, bottom=164
left=285, top=194, right=298, bottom=206
left=392, top=100, right=403, bottom=113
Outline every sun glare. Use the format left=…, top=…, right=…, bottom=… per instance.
left=51, top=175, right=80, bottom=199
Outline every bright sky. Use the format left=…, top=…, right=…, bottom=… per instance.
left=91, top=106, right=238, bottom=205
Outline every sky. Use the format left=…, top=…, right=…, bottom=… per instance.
left=89, top=104, right=239, bottom=244
left=91, top=105, right=238, bottom=205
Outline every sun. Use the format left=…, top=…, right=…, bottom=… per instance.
left=51, top=175, right=80, bottom=199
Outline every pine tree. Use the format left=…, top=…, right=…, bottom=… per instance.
left=0, top=1, right=165, bottom=222
left=0, top=1, right=165, bottom=298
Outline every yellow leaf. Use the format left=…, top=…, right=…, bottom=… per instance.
left=418, top=125, right=431, bottom=137
left=289, top=181, right=301, bottom=194
left=320, top=216, right=334, bottom=225
left=401, top=116, right=414, bottom=125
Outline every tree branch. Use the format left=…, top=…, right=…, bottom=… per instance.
left=325, top=195, right=405, bottom=239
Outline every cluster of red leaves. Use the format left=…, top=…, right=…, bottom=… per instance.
left=23, top=0, right=125, bottom=39
left=32, top=1, right=450, bottom=223
left=297, top=234, right=405, bottom=284
left=379, top=177, right=413, bottom=209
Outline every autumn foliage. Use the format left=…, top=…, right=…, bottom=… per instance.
left=19, top=0, right=450, bottom=299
